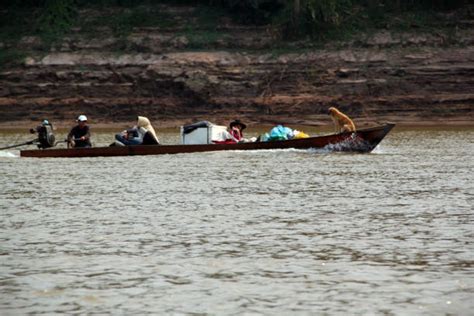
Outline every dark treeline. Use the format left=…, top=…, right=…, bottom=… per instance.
left=0, top=0, right=469, bottom=41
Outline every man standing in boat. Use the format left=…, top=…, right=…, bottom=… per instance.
left=67, top=115, right=91, bottom=148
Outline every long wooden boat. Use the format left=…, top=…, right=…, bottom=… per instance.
left=20, top=123, right=395, bottom=158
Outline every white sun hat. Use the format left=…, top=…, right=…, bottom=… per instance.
left=77, top=115, right=88, bottom=122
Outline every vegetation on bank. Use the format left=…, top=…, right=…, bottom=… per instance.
left=0, top=0, right=471, bottom=66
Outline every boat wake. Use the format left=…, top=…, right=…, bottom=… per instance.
left=371, top=145, right=385, bottom=154
left=219, top=148, right=307, bottom=155
left=0, top=150, right=19, bottom=158
left=322, top=134, right=373, bottom=152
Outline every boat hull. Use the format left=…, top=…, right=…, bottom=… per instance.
left=20, top=124, right=395, bottom=158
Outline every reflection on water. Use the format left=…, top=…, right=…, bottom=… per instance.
left=0, top=127, right=473, bottom=314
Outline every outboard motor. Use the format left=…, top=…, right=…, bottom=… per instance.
left=37, top=122, right=56, bottom=149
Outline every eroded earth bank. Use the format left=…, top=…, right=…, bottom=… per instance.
left=1, top=5, right=473, bottom=128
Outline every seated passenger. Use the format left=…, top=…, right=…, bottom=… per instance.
left=228, top=119, right=246, bottom=143
left=115, top=127, right=142, bottom=146
left=114, top=116, right=159, bottom=146
left=67, top=115, right=91, bottom=148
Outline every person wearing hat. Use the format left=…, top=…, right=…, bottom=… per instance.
left=229, top=119, right=247, bottom=143
left=67, top=115, right=91, bottom=148
left=113, top=116, right=159, bottom=146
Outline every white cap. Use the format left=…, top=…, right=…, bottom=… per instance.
left=77, top=115, right=87, bottom=122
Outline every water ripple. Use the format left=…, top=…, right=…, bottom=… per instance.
left=0, top=128, right=473, bottom=314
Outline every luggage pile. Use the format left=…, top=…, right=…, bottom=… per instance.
left=260, top=125, right=309, bottom=142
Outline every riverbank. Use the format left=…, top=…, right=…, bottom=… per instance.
left=1, top=3, right=473, bottom=126
left=1, top=46, right=473, bottom=128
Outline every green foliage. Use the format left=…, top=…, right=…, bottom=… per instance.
left=185, top=30, right=223, bottom=49
left=272, top=0, right=468, bottom=41
left=0, top=5, right=38, bottom=43
left=37, top=0, right=76, bottom=43
left=380, top=11, right=438, bottom=31
left=298, top=0, right=353, bottom=38
left=108, top=8, right=152, bottom=37
left=216, top=0, right=286, bottom=24
left=0, top=0, right=469, bottom=51
left=305, top=0, right=351, bottom=25
left=177, top=4, right=228, bottom=49
left=0, top=49, right=26, bottom=68
left=80, top=6, right=177, bottom=38
left=193, top=4, right=226, bottom=28
left=270, top=0, right=353, bottom=40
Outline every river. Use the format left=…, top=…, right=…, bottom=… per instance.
left=0, top=127, right=473, bottom=315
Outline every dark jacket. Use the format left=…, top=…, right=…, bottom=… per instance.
left=68, top=125, right=91, bottom=147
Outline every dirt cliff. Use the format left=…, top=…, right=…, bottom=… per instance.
left=0, top=5, right=473, bottom=128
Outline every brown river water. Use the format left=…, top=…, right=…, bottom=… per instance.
left=0, top=127, right=473, bottom=315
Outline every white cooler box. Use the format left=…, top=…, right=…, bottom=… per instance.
left=180, top=121, right=228, bottom=144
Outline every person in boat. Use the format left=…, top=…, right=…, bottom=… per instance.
left=328, top=106, right=356, bottom=134
left=30, top=119, right=55, bottom=149
left=67, top=115, right=92, bottom=148
left=114, top=116, right=159, bottom=146
left=228, top=119, right=247, bottom=143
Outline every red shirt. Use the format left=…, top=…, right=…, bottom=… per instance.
left=230, top=128, right=242, bottom=142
